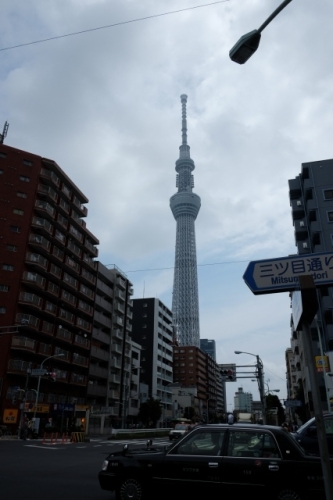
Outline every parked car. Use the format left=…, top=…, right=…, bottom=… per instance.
left=168, top=423, right=190, bottom=441
left=98, top=423, right=332, bottom=500
left=290, top=413, right=333, bottom=456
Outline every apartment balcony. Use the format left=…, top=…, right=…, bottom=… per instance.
left=22, top=271, right=46, bottom=290
left=84, top=238, right=98, bottom=257
left=31, top=216, right=54, bottom=236
left=69, top=224, right=84, bottom=244
left=61, top=290, right=77, bottom=307
left=56, top=213, right=68, bottom=230
left=92, top=329, right=111, bottom=345
left=70, top=373, right=88, bottom=386
left=112, top=343, right=123, bottom=355
left=114, top=316, right=123, bottom=327
left=116, top=277, right=126, bottom=290
left=40, top=319, right=54, bottom=336
left=113, top=329, right=123, bottom=340
left=37, top=183, right=58, bottom=202
left=55, top=370, right=69, bottom=383
left=46, top=282, right=60, bottom=297
left=54, top=348, right=71, bottom=362
left=55, top=326, right=73, bottom=343
left=73, top=195, right=88, bottom=217
left=15, top=313, right=39, bottom=329
left=76, top=317, right=92, bottom=332
left=25, top=252, right=48, bottom=270
left=79, top=284, right=94, bottom=301
left=19, top=292, right=42, bottom=309
left=40, top=168, right=60, bottom=187
left=35, top=200, right=56, bottom=219
left=28, top=233, right=51, bottom=252
left=59, top=308, right=74, bottom=325
left=11, top=336, right=36, bottom=353
left=110, top=358, right=122, bottom=370
left=109, top=374, right=121, bottom=384
left=108, top=390, right=120, bottom=399
left=89, top=364, right=108, bottom=379
left=81, top=268, right=96, bottom=286
left=64, top=255, right=80, bottom=273
left=87, top=384, right=107, bottom=397
left=7, top=359, right=32, bottom=374
left=72, top=353, right=89, bottom=367
left=73, top=334, right=90, bottom=350
left=115, top=289, right=125, bottom=301
left=78, top=300, right=93, bottom=316
left=67, top=239, right=82, bottom=258
left=94, top=311, right=112, bottom=328
left=38, top=342, right=53, bottom=356
left=82, top=253, right=96, bottom=270
left=58, top=197, right=70, bottom=215
left=290, top=199, right=305, bottom=220
left=63, top=273, right=78, bottom=290
left=61, top=184, right=72, bottom=200
left=114, top=302, right=125, bottom=314
left=91, top=346, right=110, bottom=362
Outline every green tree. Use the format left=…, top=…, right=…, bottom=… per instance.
left=138, top=397, right=162, bottom=427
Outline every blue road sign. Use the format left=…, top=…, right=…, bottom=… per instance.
left=243, top=252, right=333, bottom=295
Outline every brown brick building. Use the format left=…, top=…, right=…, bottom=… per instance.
left=0, top=144, right=99, bottom=429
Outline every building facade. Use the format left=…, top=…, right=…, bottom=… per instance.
left=200, top=339, right=216, bottom=361
left=170, top=95, right=201, bottom=347
left=0, top=143, right=99, bottom=428
left=234, top=387, right=253, bottom=413
left=288, top=159, right=333, bottom=415
left=131, top=298, right=174, bottom=421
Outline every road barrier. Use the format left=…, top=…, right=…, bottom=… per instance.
left=71, top=432, right=85, bottom=443
left=61, top=433, right=69, bottom=444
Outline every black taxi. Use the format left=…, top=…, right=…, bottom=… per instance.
left=98, top=423, right=330, bottom=500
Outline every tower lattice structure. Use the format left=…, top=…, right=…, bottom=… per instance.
left=170, top=95, right=201, bottom=347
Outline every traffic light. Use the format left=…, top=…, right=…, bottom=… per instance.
left=46, top=372, right=56, bottom=382
left=221, top=369, right=235, bottom=381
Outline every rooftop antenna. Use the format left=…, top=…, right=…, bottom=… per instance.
left=0, top=121, right=9, bottom=144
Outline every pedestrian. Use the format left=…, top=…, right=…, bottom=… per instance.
left=27, top=419, right=33, bottom=439
left=21, top=418, right=28, bottom=440
left=228, top=413, right=234, bottom=425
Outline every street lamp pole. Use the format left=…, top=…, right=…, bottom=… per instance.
left=229, top=0, right=293, bottom=64
left=235, top=351, right=266, bottom=424
left=33, top=354, right=64, bottom=423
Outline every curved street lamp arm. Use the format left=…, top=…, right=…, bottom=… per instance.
left=258, top=0, right=293, bottom=34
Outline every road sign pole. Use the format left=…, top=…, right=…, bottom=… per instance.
left=298, top=276, right=333, bottom=500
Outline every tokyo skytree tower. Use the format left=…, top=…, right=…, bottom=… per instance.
left=170, top=95, right=201, bottom=347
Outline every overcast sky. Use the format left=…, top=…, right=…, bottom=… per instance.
left=2, top=0, right=333, bottom=408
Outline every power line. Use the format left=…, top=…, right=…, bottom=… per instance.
left=105, top=259, right=249, bottom=273
left=0, top=1, right=230, bottom=52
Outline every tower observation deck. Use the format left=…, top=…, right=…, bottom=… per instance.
left=170, top=95, right=201, bottom=347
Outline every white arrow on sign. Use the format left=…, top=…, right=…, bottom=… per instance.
left=243, top=251, right=333, bottom=295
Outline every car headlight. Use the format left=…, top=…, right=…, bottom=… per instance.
left=101, top=460, right=109, bottom=471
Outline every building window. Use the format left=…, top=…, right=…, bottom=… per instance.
left=10, top=225, right=21, bottom=233
left=20, top=175, right=30, bottom=182
left=17, top=191, right=27, bottom=198
left=2, top=264, right=14, bottom=271
left=13, top=208, right=24, bottom=216
left=0, top=307, right=6, bottom=314
left=0, top=285, right=10, bottom=292
left=324, top=189, right=333, bottom=200
left=0, top=169, right=3, bottom=174
left=6, top=244, right=18, bottom=252
left=327, top=211, right=333, bottom=222
left=0, top=152, right=7, bottom=158
left=23, top=160, right=33, bottom=166
left=143, top=303, right=147, bottom=307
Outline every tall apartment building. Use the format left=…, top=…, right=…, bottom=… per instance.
left=88, top=263, right=136, bottom=426
left=131, top=298, right=173, bottom=420
left=288, top=158, right=333, bottom=414
left=0, top=144, right=99, bottom=425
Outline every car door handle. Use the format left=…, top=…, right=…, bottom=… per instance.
left=268, top=465, right=279, bottom=471
left=208, top=463, right=218, bottom=468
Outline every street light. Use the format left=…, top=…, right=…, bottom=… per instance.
left=229, top=0, right=293, bottom=64
left=234, top=351, right=266, bottom=423
left=33, top=354, right=64, bottom=423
